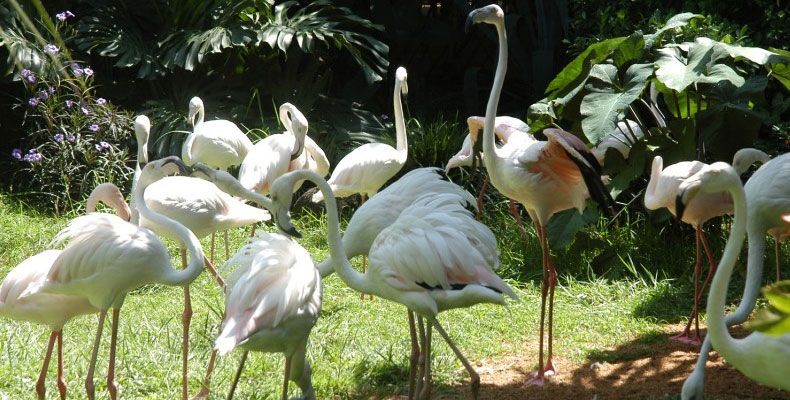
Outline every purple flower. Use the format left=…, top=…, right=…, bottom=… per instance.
left=83, top=67, right=94, bottom=77
left=55, top=11, right=74, bottom=21
left=23, top=149, right=42, bottom=162
left=53, top=133, right=64, bottom=142
left=81, top=106, right=90, bottom=115
left=44, top=44, right=59, bottom=54
left=381, top=114, right=389, bottom=120
left=89, top=124, right=99, bottom=132
left=65, top=100, right=74, bottom=108
left=67, top=11, right=75, bottom=17
left=71, top=64, right=83, bottom=77
left=66, top=134, right=76, bottom=142
left=47, top=86, right=55, bottom=94
left=96, top=98, right=106, bottom=106
left=37, top=90, right=49, bottom=100
left=28, top=97, right=39, bottom=107
left=20, top=69, right=36, bottom=83
left=11, top=148, right=22, bottom=160
left=94, top=141, right=111, bottom=152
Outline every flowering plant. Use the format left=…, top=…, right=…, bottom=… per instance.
left=11, top=60, right=134, bottom=212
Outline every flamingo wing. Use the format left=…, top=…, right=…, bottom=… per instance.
left=369, top=193, right=513, bottom=298
left=302, top=136, right=330, bottom=177
left=323, top=143, right=404, bottom=197
left=185, top=120, right=253, bottom=168
left=215, top=232, right=320, bottom=355
left=239, top=134, right=295, bottom=194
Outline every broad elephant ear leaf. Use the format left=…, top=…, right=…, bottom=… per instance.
left=643, top=12, right=702, bottom=49
left=580, top=63, right=653, bottom=144
left=544, top=36, right=627, bottom=101
left=547, top=208, right=600, bottom=251
left=654, top=41, right=717, bottom=93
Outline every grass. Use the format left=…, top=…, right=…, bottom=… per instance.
left=0, top=192, right=785, bottom=399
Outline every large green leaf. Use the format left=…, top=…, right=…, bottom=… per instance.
left=526, top=98, right=557, bottom=133
left=545, top=36, right=627, bottom=100
left=546, top=207, right=600, bottom=251
left=580, top=63, right=653, bottom=144
left=696, top=37, right=786, bottom=66
left=768, top=48, right=790, bottom=91
left=654, top=41, right=716, bottom=93
left=644, top=12, right=702, bottom=49
left=747, top=281, right=790, bottom=336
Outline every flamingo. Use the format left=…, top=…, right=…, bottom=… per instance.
left=215, top=232, right=321, bottom=400
left=644, top=148, right=770, bottom=345
left=311, top=67, right=409, bottom=205
left=0, top=183, right=130, bottom=400
left=33, top=157, right=203, bottom=400
left=466, top=4, right=615, bottom=384
left=131, top=117, right=271, bottom=400
left=239, top=103, right=327, bottom=196
left=269, top=169, right=516, bottom=400
left=182, top=96, right=254, bottom=171
left=680, top=153, right=789, bottom=399
left=676, top=156, right=790, bottom=393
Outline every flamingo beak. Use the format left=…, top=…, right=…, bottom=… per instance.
left=160, top=156, right=192, bottom=176
left=464, top=11, right=477, bottom=33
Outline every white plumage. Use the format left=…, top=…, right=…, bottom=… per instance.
left=311, top=67, right=409, bottom=202
left=445, top=115, right=532, bottom=171
left=182, top=96, right=254, bottom=171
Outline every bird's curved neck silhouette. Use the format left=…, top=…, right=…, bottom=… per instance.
left=393, top=78, right=408, bottom=154
left=481, top=17, right=509, bottom=176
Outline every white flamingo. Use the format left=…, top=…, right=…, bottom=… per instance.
left=681, top=153, right=789, bottom=399
left=0, top=183, right=129, bottom=400
left=182, top=96, right=254, bottom=171
left=466, top=4, right=615, bottom=384
left=644, top=148, right=770, bottom=345
left=311, top=67, right=409, bottom=204
left=35, top=157, right=204, bottom=400
left=270, top=169, right=516, bottom=400
left=239, top=103, right=327, bottom=195
left=215, top=232, right=321, bottom=400
left=676, top=156, right=790, bottom=393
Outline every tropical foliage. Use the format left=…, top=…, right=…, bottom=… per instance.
left=748, top=281, right=790, bottom=336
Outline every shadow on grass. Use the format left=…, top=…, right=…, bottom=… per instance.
left=428, top=328, right=790, bottom=400
left=632, top=281, right=693, bottom=323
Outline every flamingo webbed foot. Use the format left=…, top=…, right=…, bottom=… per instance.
left=189, top=388, right=210, bottom=400
left=670, top=331, right=702, bottom=347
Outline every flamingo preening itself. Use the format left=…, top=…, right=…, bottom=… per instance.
left=182, top=96, right=254, bottom=171
left=466, top=4, right=615, bottom=385
left=644, top=148, right=770, bottom=345
left=676, top=156, right=790, bottom=394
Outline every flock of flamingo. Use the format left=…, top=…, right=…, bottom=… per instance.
left=1, top=4, right=788, bottom=400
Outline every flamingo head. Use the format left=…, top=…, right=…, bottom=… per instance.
left=86, top=182, right=132, bottom=222
left=134, top=115, right=151, bottom=165
left=676, top=162, right=740, bottom=220
left=445, top=134, right=474, bottom=172
left=279, top=103, right=308, bottom=161
left=187, top=97, right=203, bottom=127
left=269, top=171, right=303, bottom=239
left=396, top=67, right=408, bottom=95
left=465, top=4, right=504, bottom=32
left=732, top=147, right=770, bottom=176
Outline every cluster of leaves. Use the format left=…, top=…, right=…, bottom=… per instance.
left=10, top=60, right=134, bottom=213
left=747, top=280, right=790, bottom=336
left=528, top=13, right=790, bottom=202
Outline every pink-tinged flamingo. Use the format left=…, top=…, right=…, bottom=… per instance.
left=270, top=169, right=516, bottom=400
left=466, top=4, right=615, bottom=385
left=676, top=156, right=790, bottom=394
left=311, top=67, right=409, bottom=205
left=681, top=153, right=789, bottom=399
left=0, top=183, right=130, bottom=400
left=215, top=232, right=321, bottom=400
left=38, top=157, right=204, bottom=400
left=644, top=148, right=770, bottom=345
left=182, top=96, right=254, bottom=171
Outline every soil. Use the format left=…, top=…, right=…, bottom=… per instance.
left=386, top=324, right=790, bottom=400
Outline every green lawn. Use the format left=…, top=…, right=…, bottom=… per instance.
left=0, top=193, right=780, bottom=399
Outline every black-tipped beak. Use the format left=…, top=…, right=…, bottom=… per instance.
left=676, top=189, right=687, bottom=221
left=190, top=162, right=215, bottom=179
left=285, top=226, right=302, bottom=238
left=464, top=13, right=475, bottom=33
left=290, top=140, right=304, bottom=161
left=161, top=156, right=192, bottom=176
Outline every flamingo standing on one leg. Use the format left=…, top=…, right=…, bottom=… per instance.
left=270, top=169, right=516, bottom=400
left=680, top=153, right=788, bottom=400
left=34, top=157, right=205, bottom=400
left=215, top=232, right=321, bottom=400
left=644, top=148, right=770, bottom=345
left=0, top=183, right=130, bottom=400
left=676, top=156, right=790, bottom=394
left=466, top=4, right=615, bottom=385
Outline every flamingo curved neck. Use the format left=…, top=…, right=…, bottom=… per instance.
left=706, top=178, right=747, bottom=355
left=294, top=170, right=373, bottom=293
left=394, top=80, right=408, bottom=155
left=133, top=175, right=204, bottom=286
left=194, top=107, right=205, bottom=126
left=481, top=20, right=509, bottom=175
left=130, top=135, right=149, bottom=225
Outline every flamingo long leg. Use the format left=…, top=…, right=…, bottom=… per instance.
left=419, top=323, right=432, bottom=400
left=107, top=308, right=120, bottom=400
left=475, top=175, right=490, bottom=221
left=281, top=354, right=292, bottom=400
left=191, top=351, right=217, bottom=400
left=415, top=316, right=426, bottom=397
left=775, top=240, right=782, bottom=282
left=407, top=311, right=419, bottom=400
left=226, top=351, right=248, bottom=400
left=224, top=230, right=230, bottom=261
left=545, top=252, right=558, bottom=376
left=204, top=257, right=226, bottom=289
left=508, top=199, right=529, bottom=243
left=36, top=330, right=58, bottom=400
left=429, top=317, right=480, bottom=400
left=85, top=310, right=108, bottom=400
left=672, top=229, right=702, bottom=345
left=528, top=222, right=550, bottom=385
left=210, top=232, right=216, bottom=263
left=56, top=330, right=66, bottom=400
left=697, top=229, right=719, bottom=334
left=181, top=249, right=193, bottom=400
